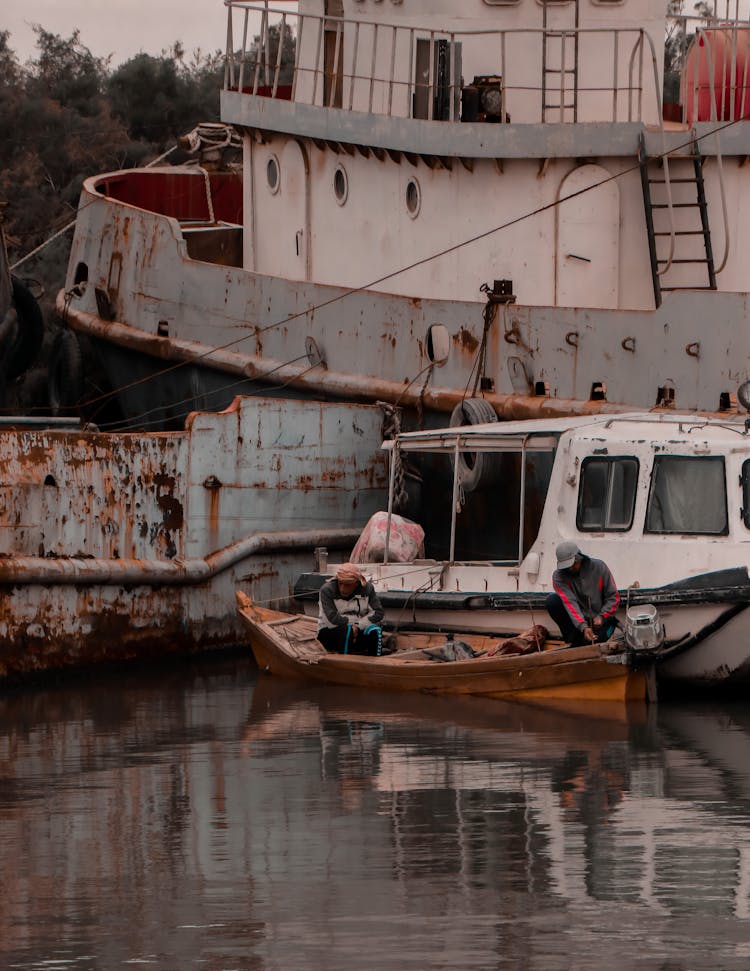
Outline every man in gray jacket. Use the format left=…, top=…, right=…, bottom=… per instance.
left=545, top=541, right=620, bottom=646
left=317, top=563, right=385, bottom=656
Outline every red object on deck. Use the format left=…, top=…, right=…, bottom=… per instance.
left=95, top=170, right=243, bottom=224
left=684, top=27, right=750, bottom=124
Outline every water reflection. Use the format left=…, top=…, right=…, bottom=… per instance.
left=1, top=660, right=750, bottom=969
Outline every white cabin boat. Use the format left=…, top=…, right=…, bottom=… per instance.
left=296, top=411, right=750, bottom=688
left=56, top=1, right=750, bottom=426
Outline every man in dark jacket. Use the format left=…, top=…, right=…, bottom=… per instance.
left=546, top=541, right=620, bottom=646
left=317, top=563, right=385, bottom=656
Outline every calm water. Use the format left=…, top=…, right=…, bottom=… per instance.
left=2, top=657, right=750, bottom=971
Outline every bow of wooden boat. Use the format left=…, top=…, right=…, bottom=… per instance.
left=235, top=590, right=285, bottom=624
left=236, top=592, right=326, bottom=671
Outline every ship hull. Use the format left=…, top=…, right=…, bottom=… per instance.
left=59, top=169, right=750, bottom=429
left=0, top=396, right=388, bottom=684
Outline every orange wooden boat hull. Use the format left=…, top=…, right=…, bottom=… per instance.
left=237, top=598, right=648, bottom=705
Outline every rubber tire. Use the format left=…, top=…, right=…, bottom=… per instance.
left=48, top=329, right=84, bottom=415
left=448, top=397, right=500, bottom=492
left=9, top=276, right=44, bottom=379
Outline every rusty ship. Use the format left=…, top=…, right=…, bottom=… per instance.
left=8, top=0, right=750, bottom=681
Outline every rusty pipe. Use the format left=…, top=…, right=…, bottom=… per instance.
left=0, top=527, right=360, bottom=586
left=57, top=293, right=630, bottom=419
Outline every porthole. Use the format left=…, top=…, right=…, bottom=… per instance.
left=266, top=155, right=280, bottom=194
left=406, top=178, right=421, bottom=218
left=333, top=165, right=348, bottom=205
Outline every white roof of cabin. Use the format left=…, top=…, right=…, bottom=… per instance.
left=386, top=412, right=750, bottom=453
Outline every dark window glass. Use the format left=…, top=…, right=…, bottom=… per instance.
left=577, top=457, right=638, bottom=531
left=743, top=459, right=750, bottom=529
left=645, top=456, right=727, bottom=535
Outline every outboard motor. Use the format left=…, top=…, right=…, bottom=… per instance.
left=624, top=604, right=665, bottom=653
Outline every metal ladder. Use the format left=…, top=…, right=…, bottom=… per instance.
left=639, top=133, right=717, bottom=309
left=541, top=0, right=579, bottom=123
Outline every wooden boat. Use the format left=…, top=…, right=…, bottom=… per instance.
left=236, top=593, right=655, bottom=705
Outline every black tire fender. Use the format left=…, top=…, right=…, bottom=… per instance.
left=48, top=329, right=84, bottom=415
left=9, top=276, right=44, bottom=378
left=0, top=305, right=18, bottom=354
left=448, top=397, right=500, bottom=492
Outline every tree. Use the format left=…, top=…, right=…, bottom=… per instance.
left=7, top=28, right=128, bottom=256
left=25, top=26, right=110, bottom=116
left=0, top=32, right=22, bottom=166
left=664, top=2, right=715, bottom=105
left=243, top=21, right=297, bottom=87
left=107, top=45, right=222, bottom=148
left=0, top=27, right=235, bottom=411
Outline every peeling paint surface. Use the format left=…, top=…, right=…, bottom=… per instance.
left=0, top=397, right=388, bottom=681
left=65, top=168, right=750, bottom=419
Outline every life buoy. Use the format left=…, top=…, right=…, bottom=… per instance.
left=48, top=329, right=83, bottom=415
left=449, top=397, right=500, bottom=492
left=9, top=276, right=44, bottom=379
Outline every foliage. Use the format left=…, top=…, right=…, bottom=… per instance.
left=0, top=25, right=239, bottom=412
left=25, top=27, right=110, bottom=115
left=243, top=22, right=297, bottom=86
left=107, top=45, right=223, bottom=147
left=664, top=1, right=714, bottom=105
left=0, top=28, right=228, bottom=265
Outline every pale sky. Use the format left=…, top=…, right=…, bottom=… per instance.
left=4, top=1, right=750, bottom=68
left=3, top=0, right=233, bottom=66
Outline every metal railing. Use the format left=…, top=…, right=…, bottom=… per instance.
left=223, top=1, right=660, bottom=125
left=682, top=24, right=750, bottom=125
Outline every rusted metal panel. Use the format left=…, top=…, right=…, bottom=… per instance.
left=0, top=431, right=185, bottom=560
left=0, top=397, right=388, bottom=683
left=184, top=397, right=387, bottom=554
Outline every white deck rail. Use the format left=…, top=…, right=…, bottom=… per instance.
left=224, top=1, right=659, bottom=125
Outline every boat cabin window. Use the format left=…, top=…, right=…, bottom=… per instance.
left=645, top=456, right=728, bottom=535
left=415, top=446, right=555, bottom=563
left=577, top=457, right=638, bottom=531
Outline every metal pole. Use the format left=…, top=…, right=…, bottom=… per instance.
left=225, top=3, right=235, bottom=90
left=384, top=443, right=397, bottom=564
left=238, top=8, right=249, bottom=93
left=272, top=12, right=287, bottom=99
left=349, top=21, right=360, bottom=110
left=369, top=23, right=379, bottom=113
left=449, top=438, right=461, bottom=563
left=292, top=10, right=302, bottom=102
left=517, top=438, right=527, bottom=564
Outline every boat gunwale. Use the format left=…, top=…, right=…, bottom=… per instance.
left=239, top=603, right=621, bottom=674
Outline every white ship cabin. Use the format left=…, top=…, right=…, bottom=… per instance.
left=222, top=1, right=750, bottom=311
left=370, top=411, right=750, bottom=595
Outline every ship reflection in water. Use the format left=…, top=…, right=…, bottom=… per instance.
left=2, top=663, right=750, bottom=970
